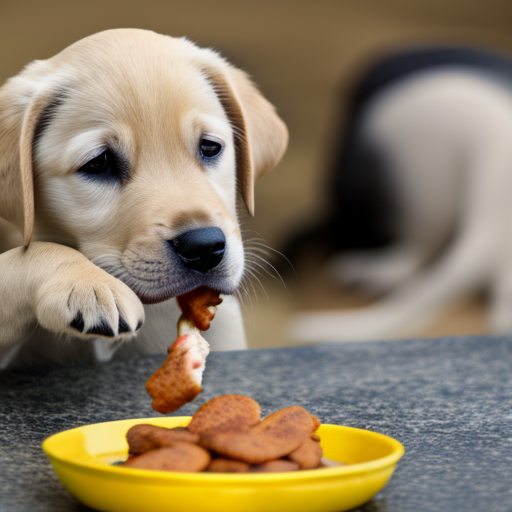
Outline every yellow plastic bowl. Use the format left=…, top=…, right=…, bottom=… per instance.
left=42, top=416, right=404, bottom=512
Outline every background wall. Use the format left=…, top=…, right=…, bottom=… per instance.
left=2, top=0, right=512, bottom=348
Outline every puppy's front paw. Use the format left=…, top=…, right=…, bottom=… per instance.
left=35, top=265, right=145, bottom=339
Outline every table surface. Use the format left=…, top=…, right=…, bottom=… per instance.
left=1, top=335, right=511, bottom=512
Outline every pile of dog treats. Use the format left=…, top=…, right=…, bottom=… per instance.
left=123, top=394, right=323, bottom=473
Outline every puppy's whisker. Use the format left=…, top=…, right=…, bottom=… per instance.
left=245, top=257, right=277, bottom=281
left=233, top=283, right=256, bottom=331
left=243, top=235, right=293, bottom=300
left=241, top=264, right=271, bottom=304
left=244, top=242, right=278, bottom=253
left=246, top=253, right=292, bottom=297
left=244, top=241, right=297, bottom=278
left=243, top=247, right=272, bottom=260
left=241, top=230, right=297, bottom=276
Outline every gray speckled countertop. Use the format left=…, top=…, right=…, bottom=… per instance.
left=1, top=335, right=512, bottom=512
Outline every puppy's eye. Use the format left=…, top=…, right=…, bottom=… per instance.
left=78, top=150, right=113, bottom=175
left=199, top=137, right=223, bottom=160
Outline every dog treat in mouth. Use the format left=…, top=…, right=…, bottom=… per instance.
left=146, top=287, right=221, bottom=414
left=122, top=394, right=324, bottom=473
left=177, top=286, right=223, bottom=331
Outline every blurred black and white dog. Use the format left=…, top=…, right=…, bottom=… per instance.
left=289, top=47, right=512, bottom=341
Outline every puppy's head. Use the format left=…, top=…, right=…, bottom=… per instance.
left=0, top=29, right=288, bottom=302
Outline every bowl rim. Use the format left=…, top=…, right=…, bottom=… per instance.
left=42, top=416, right=404, bottom=484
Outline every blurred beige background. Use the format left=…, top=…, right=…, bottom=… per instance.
left=2, top=0, right=512, bottom=348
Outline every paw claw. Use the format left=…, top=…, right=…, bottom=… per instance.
left=86, top=319, right=115, bottom=337
left=36, top=259, right=144, bottom=342
left=70, top=311, right=85, bottom=332
left=118, top=316, right=131, bottom=334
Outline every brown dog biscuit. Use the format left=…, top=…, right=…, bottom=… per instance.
left=254, top=406, right=317, bottom=439
left=126, top=424, right=200, bottom=455
left=199, top=430, right=301, bottom=465
left=311, top=415, right=321, bottom=432
left=199, top=405, right=319, bottom=464
left=288, top=438, right=323, bottom=469
left=122, top=443, right=211, bottom=472
left=187, top=394, right=261, bottom=434
left=206, top=458, right=251, bottom=473
left=250, top=460, right=300, bottom=473
left=146, top=287, right=219, bottom=415
left=177, top=287, right=222, bottom=331
left=124, top=396, right=323, bottom=473
left=146, top=333, right=208, bottom=414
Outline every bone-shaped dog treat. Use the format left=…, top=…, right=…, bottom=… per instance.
left=187, top=394, right=261, bottom=434
left=126, top=424, right=200, bottom=455
left=123, top=443, right=211, bottom=472
left=146, top=287, right=221, bottom=414
left=198, top=406, right=318, bottom=464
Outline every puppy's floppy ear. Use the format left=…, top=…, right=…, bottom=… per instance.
left=202, top=61, right=288, bottom=216
left=0, top=64, right=58, bottom=247
left=19, top=93, right=58, bottom=247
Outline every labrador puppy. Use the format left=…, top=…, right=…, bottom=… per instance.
left=0, top=29, right=287, bottom=367
left=289, top=47, right=512, bottom=342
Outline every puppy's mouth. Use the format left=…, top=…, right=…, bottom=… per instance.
left=92, top=243, right=243, bottom=304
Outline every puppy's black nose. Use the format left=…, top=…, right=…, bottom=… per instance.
left=170, top=227, right=226, bottom=273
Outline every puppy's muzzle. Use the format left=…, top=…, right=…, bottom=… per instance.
left=170, top=227, right=226, bottom=274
